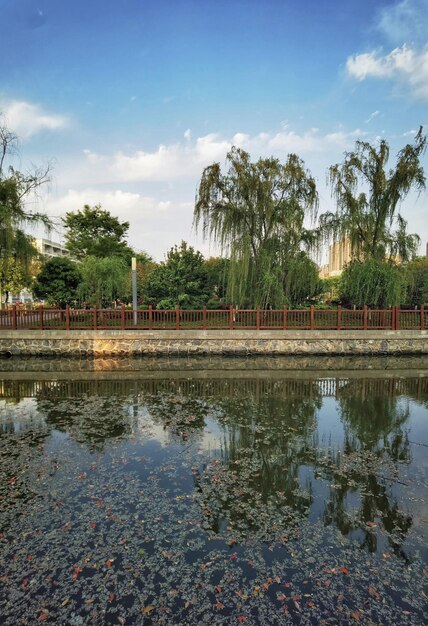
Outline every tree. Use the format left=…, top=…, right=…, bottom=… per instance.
left=320, top=275, right=341, bottom=304
left=145, top=241, right=210, bottom=309
left=124, top=251, right=158, bottom=304
left=321, top=128, right=426, bottom=263
left=0, top=258, right=33, bottom=304
left=339, top=259, right=407, bottom=307
left=283, top=253, right=321, bottom=308
left=194, top=147, right=319, bottom=308
left=204, top=257, right=229, bottom=306
left=63, top=204, right=133, bottom=260
left=0, top=119, right=52, bottom=306
left=33, top=257, right=81, bottom=308
left=405, top=257, right=428, bottom=305
left=78, top=256, right=129, bottom=307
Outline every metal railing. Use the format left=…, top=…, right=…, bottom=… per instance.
left=0, top=304, right=426, bottom=330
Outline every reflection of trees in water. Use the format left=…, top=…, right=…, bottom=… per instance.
left=194, top=382, right=323, bottom=538
left=36, top=386, right=133, bottom=452
left=142, top=387, right=209, bottom=445
left=322, top=379, right=413, bottom=558
left=0, top=425, right=49, bottom=530
left=191, top=378, right=418, bottom=558
left=2, top=374, right=422, bottom=556
left=339, top=380, right=411, bottom=460
left=400, top=377, right=428, bottom=409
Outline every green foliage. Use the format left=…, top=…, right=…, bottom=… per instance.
left=320, top=276, right=341, bottom=303
left=194, top=146, right=319, bottom=307
left=204, top=257, right=229, bottom=304
left=128, top=252, right=158, bottom=303
left=283, top=253, right=321, bottom=308
left=63, top=204, right=133, bottom=260
left=145, top=241, right=210, bottom=309
left=0, top=258, right=32, bottom=302
left=33, top=257, right=81, bottom=308
left=78, top=256, right=129, bottom=307
left=321, top=128, right=426, bottom=263
left=405, top=257, right=428, bottom=305
left=0, top=120, right=51, bottom=304
left=339, top=259, right=407, bottom=307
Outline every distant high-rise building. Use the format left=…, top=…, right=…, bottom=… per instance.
left=319, top=238, right=354, bottom=278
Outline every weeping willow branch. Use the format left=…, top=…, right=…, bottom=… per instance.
left=194, top=147, right=320, bottom=307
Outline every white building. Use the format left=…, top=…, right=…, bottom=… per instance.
left=33, top=238, right=70, bottom=258
left=7, top=238, right=71, bottom=304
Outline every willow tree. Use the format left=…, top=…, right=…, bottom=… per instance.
left=78, top=256, right=129, bottom=307
left=320, top=128, right=426, bottom=262
left=194, top=147, right=319, bottom=308
left=0, top=120, right=52, bottom=306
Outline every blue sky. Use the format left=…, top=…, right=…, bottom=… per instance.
left=1, top=0, right=427, bottom=260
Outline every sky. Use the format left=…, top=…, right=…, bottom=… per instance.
left=1, top=0, right=427, bottom=261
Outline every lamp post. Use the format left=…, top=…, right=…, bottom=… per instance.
left=132, top=256, right=137, bottom=325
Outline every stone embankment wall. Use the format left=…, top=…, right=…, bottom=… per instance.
left=1, top=329, right=428, bottom=356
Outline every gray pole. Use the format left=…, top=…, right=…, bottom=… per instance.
left=132, top=257, right=137, bottom=325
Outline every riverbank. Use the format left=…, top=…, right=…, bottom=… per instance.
left=1, top=328, right=428, bottom=356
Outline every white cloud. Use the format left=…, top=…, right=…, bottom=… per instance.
left=40, top=188, right=195, bottom=259
left=377, top=0, right=428, bottom=46
left=365, top=110, right=380, bottom=124
left=1, top=100, right=68, bottom=138
left=346, top=44, right=428, bottom=100
left=43, top=188, right=169, bottom=219
left=74, top=126, right=366, bottom=185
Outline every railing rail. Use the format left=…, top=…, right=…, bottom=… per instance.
left=0, top=305, right=427, bottom=331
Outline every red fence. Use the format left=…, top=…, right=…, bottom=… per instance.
left=0, top=305, right=427, bottom=331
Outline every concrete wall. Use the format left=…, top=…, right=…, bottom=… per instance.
left=1, top=329, right=428, bottom=357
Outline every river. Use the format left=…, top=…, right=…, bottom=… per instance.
left=0, top=356, right=427, bottom=625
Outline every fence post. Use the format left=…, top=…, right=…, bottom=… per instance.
left=421, top=305, right=425, bottom=330
left=229, top=305, right=233, bottom=330
left=121, top=304, right=125, bottom=330
left=283, top=306, right=287, bottom=330
left=94, top=306, right=97, bottom=330
left=12, top=304, right=17, bottom=330
left=256, top=306, right=260, bottom=330
left=66, top=305, right=70, bottom=331
left=39, top=306, right=44, bottom=330
left=310, top=305, right=314, bottom=330
left=203, top=305, right=206, bottom=330
left=176, top=305, right=180, bottom=330
left=395, top=306, right=400, bottom=330
left=149, top=304, right=153, bottom=330
left=337, top=305, right=341, bottom=331
left=363, top=305, right=368, bottom=330
left=391, top=306, right=395, bottom=330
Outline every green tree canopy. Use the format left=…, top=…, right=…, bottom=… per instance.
left=405, top=257, right=428, bottom=305
left=0, top=258, right=32, bottom=304
left=320, top=128, right=426, bottom=263
left=194, top=146, right=319, bottom=308
left=63, top=204, right=133, bottom=260
left=145, top=241, right=210, bottom=309
left=132, top=252, right=158, bottom=304
left=339, top=259, right=407, bottom=307
left=0, top=119, right=52, bottom=306
left=33, top=256, right=82, bottom=308
left=78, top=256, right=129, bottom=307
left=204, top=256, right=229, bottom=305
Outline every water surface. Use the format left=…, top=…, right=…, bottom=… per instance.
left=1, top=357, right=427, bottom=625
